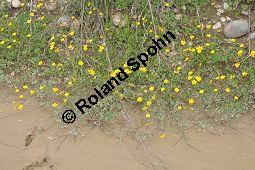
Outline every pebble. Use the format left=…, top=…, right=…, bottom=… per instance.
left=220, top=17, right=226, bottom=22
left=241, top=11, right=248, bottom=15
left=56, top=15, right=71, bottom=27
left=12, top=0, right=20, bottom=8
left=226, top=16, right=231, bottom=21
left=213, top=22, right=222, bottom=30
left=224, top=20, right=249, bottom=38
left=248, top=32, right=255, bottom=40
left=112, top=13, right=127, bottom=27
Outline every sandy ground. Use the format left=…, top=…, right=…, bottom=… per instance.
left=1, top=88, right=255, bottom=170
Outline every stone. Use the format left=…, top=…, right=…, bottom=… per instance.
left=6, top=0, right=12, bottom=3
left=12, top=0, right=20, bottom=8
left=223, top=3, right=229, bottom=10
left=56, top=15, right=70, bottom=27
left=220, top=17, right=226, bottom=22
left=248, top=32, right=255, bottom=40
left=226, top=16, right=231, bottom=21
left=224, top=20, right=249, bottom=38
left=112, top=13, right=127, bottom=27
left=45, top=0, right=57, bottom=11
left=175, top=14, right=182, bottom=20
left=241, top=11, right=248, bottom=15
left=213, top=22, right=222, bottom=30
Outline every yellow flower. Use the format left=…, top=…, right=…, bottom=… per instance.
left=197, top=24, right=202, bottom=28
left=124, top=69, right=132, bottom=74
left=22, top=85, right=28, bottom=89
left=181, top=40, right=186, bottom=46
left=205, top=43, right=210, bottom=47
left=30, top=90, right=36, bottom=95
left=69, top=31, right=75, bottom=36
left=39, top=85, right=45, bottom=90
left=249, top=50, right=255, bottom=58
left=12, top=32, right=17, bottom=36
left=188, top=98, right=195, bottom=105
left=99, top=45, right=105, bottom=52
left=15, top=88, right=19, bottom=93
left=83, top=44, right=88, bottom=51
left=64, top=92, right=70, bottom=97
left=135, top=21, right=140, bottom=26
left=206, top=34, right=211, bottom=38
left=242, top=71, right=248, bottom=77
left=149, top=86, right=155, bottom=91
left=195, top=76, right=202, bottom=82
left=26, top=34, right=31, bottom=38
left=165, top=48, right=170, bottom=53
left=174, top=87, right=180, bottom=93
left=26, top=19, right=31, bottom=24
left=234, top=95, right=239, bottom=101
left=137, top=97, right=143, bottom=103
left=187, top=75, right=193, bottom=81
left=52, top=87, right=59, bottom=93
left=239, top=44, right=244, bottom=48
left=210, top=50, right=215, bottom=54
left=29, top=12, right=35, bottom=17
left=237, top=50, right=243, bottom=56
left=206, top=24, right=212, bottom=29
left=191, top=79, right=198, bottom=85
left=177, top=105, right=182, bottom=111
left=164, top=2, right=171, bottom=7
left=146, top=100, right=152, bottom=106
left=38, top=60, right=43, bottom=66
left=234, top=62, right=240, bottom=68
left=88, top=11, right=93, bottom=15
left=78, top=60, right=84, bottom=66
left=36, top=2, right=43, bottom=8
left=18, top=104, right=24, bottom=110
left=190, top=35, right=195, bottom=40
left=87, top=68, right=96, bottom=76
left=160, top=87, right=166, bottom=92
left=220, top=75, right=226, bottom=80
left=160, top=133, right=167, bottom=139
left=163, top=79, right=169, bottom=84
left=196, top=46, right=203, bottom=54
left=199, top=89, right=205, bottom=94
left=225, top=87, right=231, bottom=93
left=145, top=113, right=151, bottom=119
left=139, top=67, right=147, bottom=73
left=19, top=95, right=24, bottom=99
left=52, top=102, right=58, bottom=108
left=230, top=38, right=236, bottom=43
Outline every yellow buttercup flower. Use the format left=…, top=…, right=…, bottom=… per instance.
left=52, top=102, right=58, bottom=108
left=83, top=44, right=88, bottom=51
left=149, top=86, right=155, bottom=91
left=196, top=46, right=203, bottom=54
left=249, top=50, right=255, bottom=58
left=234, top=96, right=239, bottom=101
left=163, top=79, right=169, bottom=84
left=225, top=87, right=231, bottom=93
left=195, top=76, right=202, bottom=82
left=206, top=34, right=211, bottom=38
left=181, top=40, right=186, bottom=46
left=210, top=50, right=215, bottom=54
left=98, top=45, right=105, bottom=52
left=234, top=62, right=240, bottom=68
left=18, top=104, right=24, bottom=110
left=239, top=44, right=244, bottom=48
left=69, top=31, right=75, bottom=36
left=30, top=90, right=36, bottom=95
left=199, top=89, right=205, bottom=94
left=160, top=133, right=167, bottom=139
left=174, top=87, right=180, bottom=93
left=22, top=85, right=28, bottom=89
left=242, top=71, right=248, bottom=77
left=139, top=67, right=147, bottom=73
left=87, top=68, right=96, bottom=76
left=188, top=98, right=195, bottom=105
left=177, top=105, right=182, bottom=111
left=38, top=60, right=43, bottom=66
left=191, top=79, right=198, bottom=85
left=145, top=113, right=151, bottom=119
left=237, top=50, right=243, bottom=56
left=137, top=97, right=143, bottom=103
left=78, top=60, right=84, bottom=66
